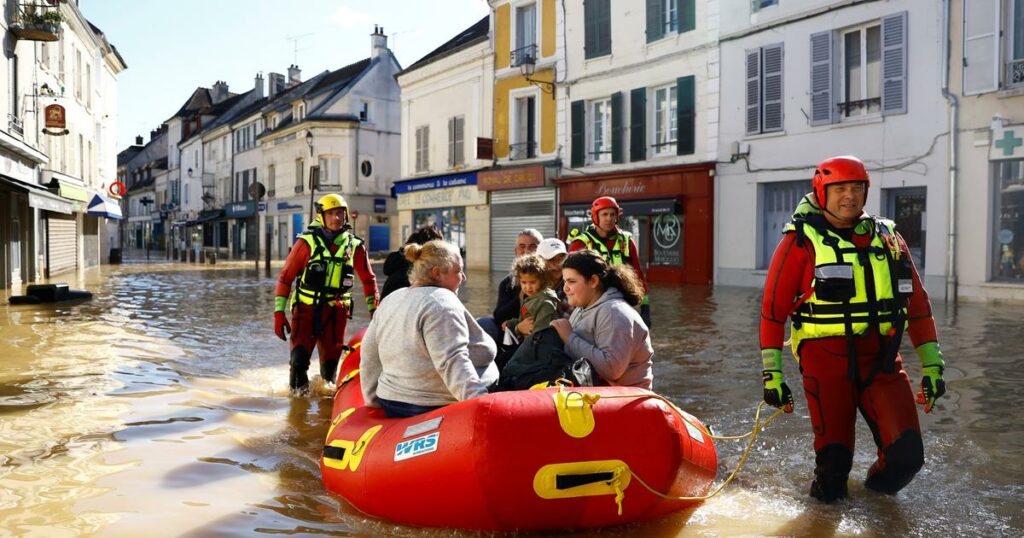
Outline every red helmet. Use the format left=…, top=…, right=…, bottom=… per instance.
left=812, top=156, right=870, bottom=207
left=591, top=196, right=622, bottom=226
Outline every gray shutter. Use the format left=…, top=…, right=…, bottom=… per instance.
left=447, top=117, right=454, bottom=167
left=571, top=100, right=586, bottom=167
left=809, top=30, right=834, bottom=126
left=676, top=75, right=695, bottom=155
left=762, top=43, right=784, bottom=131
left=598, top=0, right=611, bottom=56
left=630, top=87, right=647, bottom=162
left=881, top=11, right=908, bottom=115
left=611, top=91, right=625, bottom=163
left=680, top=0, right=695, bottom=32
left=646, top=0, right=663, bottom=43
left=745, top=48, right=761, bottom=135
left=415, top=128, right=422, bottom=171
left=962, top=0, right=999, bottom=95
left=424, top=126, right=429, bottom=170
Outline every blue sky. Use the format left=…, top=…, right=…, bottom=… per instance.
left=82, top=0, right=490, bottom=150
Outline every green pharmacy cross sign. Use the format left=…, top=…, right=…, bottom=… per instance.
left=995, top=129, right=1023, bottom=156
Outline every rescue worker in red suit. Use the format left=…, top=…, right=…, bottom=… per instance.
left=567, top=196, right=651, bottom=327
left=274, top=194, right=379, bottom=392
left=759, top=156, right=946, bottom=502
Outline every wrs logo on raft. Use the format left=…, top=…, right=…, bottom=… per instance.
left=394, top=432, right=440, bottom=462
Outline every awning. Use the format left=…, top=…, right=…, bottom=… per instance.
left=87, top=193, right=123, bottom=220
left=0, top=175, right=73, bottom=214
left=186, top=210, right=224, bottom=226
left=56, top=181, right=89, bottom=202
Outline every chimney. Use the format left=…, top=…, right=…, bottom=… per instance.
left=370, top=25, right=387, bottom=59
left=287, top=64, right=301, bottom=86
left=254, top=72, right=264, bottom=99
left=211, top=80, right=230, bottom=104
left=135, top=135, right=143, bottom=146
left=268, top=72, right=285, bottom=98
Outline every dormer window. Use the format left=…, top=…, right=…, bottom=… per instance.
left=295, top=103, right=306, bottom=121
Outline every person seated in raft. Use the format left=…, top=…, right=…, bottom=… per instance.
left=549, top=250, right=653, bottom=389
left=361, top=240, right=498, bottom=418
left=503, top=254, right=561, bottom=339
left=379, top=224, right=444, bottom=302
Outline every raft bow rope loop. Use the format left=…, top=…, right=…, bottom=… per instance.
left=556, top=386, right=787, bottom=505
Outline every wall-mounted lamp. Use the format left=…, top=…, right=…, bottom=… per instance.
left=305, top=130, right=314, bottom=157
left=518, top=57, right=555, bottom=94
left=186, top=167, right=193, bottom=177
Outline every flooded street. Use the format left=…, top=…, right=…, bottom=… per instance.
left=1, top=259, right=1021, bottom=536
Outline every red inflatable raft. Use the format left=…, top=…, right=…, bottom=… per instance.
left=321, top=328, right=718, bottom=532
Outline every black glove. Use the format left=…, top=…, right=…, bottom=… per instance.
left=640, top=304, right=651, bottom=328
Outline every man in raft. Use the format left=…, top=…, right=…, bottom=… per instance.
left=758, top=156, right=947, bottom=502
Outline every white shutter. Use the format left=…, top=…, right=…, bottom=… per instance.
left=881, top=11, right=908, bottom=115
left=809, top=30, right=834, bottom=126
left=745, top=48, right=761, bottom=135
left=963, top=0, right=1000, bottom=95
left=47, top=215, right=78, bottom=276
left=762, top=44, right=784, bottom=131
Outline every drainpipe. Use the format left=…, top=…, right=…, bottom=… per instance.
left=941, top=0, right=959, bottom=304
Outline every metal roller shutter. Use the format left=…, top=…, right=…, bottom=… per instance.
left=47, top=214, right=78, bottom=277
left=490, top=188, right=556, bottom=273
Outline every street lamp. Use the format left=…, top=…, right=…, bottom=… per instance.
left=306, top=130, right=316, bottom=223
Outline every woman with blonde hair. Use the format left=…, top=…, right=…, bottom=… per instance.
left=361, top=240, right=498, bottom=418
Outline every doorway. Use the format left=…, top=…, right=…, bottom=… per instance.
left=885, top=187, right=926, bottom=272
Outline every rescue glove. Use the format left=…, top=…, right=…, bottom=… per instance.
left=274, top=311, right=291, bottom=341
left=915, top=342, right=946, bottom=413
left=640, top=303, right=652, bottom=328
left=761, top=348, right=793, bottom=413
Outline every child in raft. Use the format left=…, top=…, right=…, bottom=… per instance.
left=502, top=254, right=561, bottom=341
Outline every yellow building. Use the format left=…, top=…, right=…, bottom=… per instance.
left=486, top=0, right=561, bottom=272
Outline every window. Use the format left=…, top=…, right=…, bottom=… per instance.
left=319, top=157, right=341, bottom=187
left=74, top=49, right=82, bottom=99
left=512, top=95, right=537, bottom=160
left=448, top=116, right=465, bottom=167
left=745, top=44, right=784, bottom=135
left=590, top=98, right=612, bottom=163
left=515, top=3, right=537, bottom=51
left=85, top=63, right=92, bottom=108
left=994, top=158, right=1024, bottom=280
left=295, top=103, right=305, bottom=121
left=359, top=101, right=369, bottom=122
left=415, top=125, right=430, bottom=172
left=584, top=0, right=611, bottom=59
left=295, top=159, right=304, bottom=193
left=760, top=180, right=811, bottom=268
left=809, top=12, right=906, bottom=125
left=653, top=85, right=677, bottom=154
left=267, top=164, right=276, bottom=197
left=646, top=0, right=694, bottom=42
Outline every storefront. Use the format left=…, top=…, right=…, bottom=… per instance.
left=556, top=163, right=714, bottom=285
left=992, top=126, right=1024, bottom=282
left=226, top=200, right=258, bottom=260
left=478, top=165, right=557, bottom=274
left=393, top=171, right=490, bottom=270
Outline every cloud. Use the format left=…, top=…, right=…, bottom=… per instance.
left=329, top=5, right=376, bottom=30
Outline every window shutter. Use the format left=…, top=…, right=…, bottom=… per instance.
left=447, top=117, right=455, bottom=167
left=646, top=0, right=664, bottom=43
left=415, top=128, right=422, bottom=171
left=962, top=0, right=999, bottom=95
left=630, top=87, right=647, bottom=162
left=881, top=11, right=908, bottom=115
left=611, top=92, right=625, bottom=163
left=598, top=0, right=611, bottom=57
left=809, top=30, right=834, bottom=126
left=762, top=44, right=784, bottom=131
left=424, top=126, right=429, bottom=170
left=680, top=0, right=695, bottom=33
left=584, top=0, right=596, bottom=59
left=676, top=75, right=695, bottom=155
left=571, top=100, right=586, bottom=167
left=745, top=48, right=762, bottom=135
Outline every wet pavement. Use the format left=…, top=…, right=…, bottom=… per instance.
left=0, top=257, right=1021, bottom=536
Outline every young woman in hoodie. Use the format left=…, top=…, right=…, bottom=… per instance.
left=550, top=250, right=653, bottom=389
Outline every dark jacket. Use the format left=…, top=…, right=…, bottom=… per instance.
left=492, top=274, right=521, bottom=325
left=380, top=249, right=411, bottom=302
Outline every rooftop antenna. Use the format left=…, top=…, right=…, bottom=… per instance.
left=286, top=32, right=314, bottom=65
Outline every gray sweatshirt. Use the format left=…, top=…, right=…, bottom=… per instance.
left=361, top=286, right=498, bottom=407
left=565, top=288, right=653, bottom=389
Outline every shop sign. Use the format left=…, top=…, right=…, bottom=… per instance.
left=595, top=178, right=647, bottom=197
left=44, top=104, right=66, bottom=129
left=398, top=185, right=488, bottom=211
left=651, top=214, right=682, bottom=266
left=374, top=198, right=387, bottom=213
left=394, top=171, right=477, bottom=194
left=277, top=201, right=303, bottom=211
left=991, top=126, right=1024, bottom=160
left=477, top=165, right=546, bottom=191
left=226, top=200, right=257, bottom=218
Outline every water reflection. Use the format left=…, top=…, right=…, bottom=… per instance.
left=0, top=261, right=1021, bottom=536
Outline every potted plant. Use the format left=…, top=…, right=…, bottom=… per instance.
left=11, top=6, right=63, bottom=41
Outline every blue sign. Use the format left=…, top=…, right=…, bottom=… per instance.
left=393, top=171, right=477, bottom=194
left=278, top=201, right=303, bottom=210
left=374, top=198, right=387, bottom=213
left=225, top=200, right=257, bottom=218
left=258, top=202, right=266, bottom=211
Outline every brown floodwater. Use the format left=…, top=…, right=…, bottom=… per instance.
left=0, top=258, right=1021, bottom=536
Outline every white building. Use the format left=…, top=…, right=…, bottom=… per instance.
left=715, top=0, right=950, bottom=297
left=395, top=15, right=493, bottom=270
left=260, top=27, right=402, bottom=259
left=1, top=0, right=124, bottom=289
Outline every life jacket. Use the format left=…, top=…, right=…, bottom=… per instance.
left=567, top=225, right=632, bottom=266
left=784, top=194, right=915, bottom=380
left=291, top=225, right=361, bottom=310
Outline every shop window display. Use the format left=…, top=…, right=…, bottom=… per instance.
left=995, top=158, right=1024, bottom=280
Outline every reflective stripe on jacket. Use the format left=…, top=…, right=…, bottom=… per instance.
left=291, top=230, right=361, bottom=308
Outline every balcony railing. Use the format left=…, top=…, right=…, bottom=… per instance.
left=508, top=141, right=537, bottom=161
left=10, top=2, right=63, bottom=42
left=510, top=44, right=537, bottom=68
left=837, top=97, right=881, bottom=117
left=7, top=114, right=24, bottom=137
left=1008, top=59, right=1024, bottom=89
